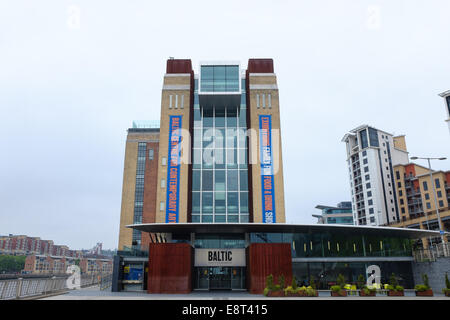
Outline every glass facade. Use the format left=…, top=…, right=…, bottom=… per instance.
left=200, top=65, right=240, bottom=92
left=292, top=261, right=414, bottom=289
left=192, top=78, right=249, bottom=223
left=250, top=232, right=413, bottom=258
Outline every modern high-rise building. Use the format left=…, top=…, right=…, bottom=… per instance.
left=438, top=90, right=450, bottom=134
left=342, top=125, right=409, bottom=226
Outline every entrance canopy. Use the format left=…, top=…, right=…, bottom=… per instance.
left=127, top=223, right=439, bottom=239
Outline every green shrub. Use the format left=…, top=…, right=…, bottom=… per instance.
left=263, top=287, right=269, bottom=296
left=357, top=274, right=365, bottom=290
left=330, top=285, right=341, bottom=293
left=389, top=273, right=398, bottom=288
left=422, top=273, right=430, bottom=289
left=278, top=274, right=286, bottom=290
left=395, top=285, right=404, bottom=292
left=291, top=276, right=298, bottom=290
left=414, top=284, right=429, bottom=292
left=309, top=275, right=316, bottom=290
left=362, top=286, right=376, bottom=295
left=266, top=274, right=274, bottom=290
left=337, top=274, right=346, bottom=288
left=305, top=287, right=317, bottom=297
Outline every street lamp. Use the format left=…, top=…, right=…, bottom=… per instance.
left=410, top=156, right=447, bottom=253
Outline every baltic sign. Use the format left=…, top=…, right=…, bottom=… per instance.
left=194, top=249, right=246, bottom=267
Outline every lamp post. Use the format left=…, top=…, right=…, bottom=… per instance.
left=410, top=156, right=448, bottom=255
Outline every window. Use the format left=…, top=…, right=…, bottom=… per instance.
left=367, top=191, right=372, bottom=197
left=366, top=183, right=371, bottom=189
left=423, top=181, right=428, bottom=191
left=401, top=207, right=405, bottom=214
left=425, top=193, right=430, bottom=200
left=360, top=130, right=368, bottom=149
left=398, top=182, right=401, bottom=188
left=399, top=190, right=403, bottom=196
left=437, top=191, right=442, bottom=198
left=435, top=179, right=441, bottom=189
left=368, top=199, right=373, bottom=205
left=439, top=200, right=444, bottom=207
left=365, top=174, right=370, bottom=180
left=396, top=171, right=400, bottom=180
left=369, top=208, right=374, bottom=214
left=161, top=179, right=166, bottom=188
left=160, top=202, right=164, bottom=211
left=426, top=202, right=431, bottom=209
left=162, top=157, right=167, bottom=166
left=400, top=199, right=404, bottom=205
left=363, top=158, right=368, bottom=165
left=364, top=167, right=369, bottom=173
left=148, top=149, right=154, bottom=160
left=362, top=150, right=367, bottom=157
left=370, top=217, right=375, bottom=223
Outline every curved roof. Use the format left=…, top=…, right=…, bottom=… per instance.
left=127, top=223, right=442, bottom=239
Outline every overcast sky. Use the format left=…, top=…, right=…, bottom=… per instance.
left=1, top=0, right=449, bottom=250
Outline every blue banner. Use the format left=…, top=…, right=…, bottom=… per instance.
left=259, top=115, right=276, bottom=223
left=165, top=115, right=182, bottom=223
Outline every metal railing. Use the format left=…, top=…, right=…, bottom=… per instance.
left=0, top=273, right=112, bottom=300
left=413, top=242, right=450, bottom=262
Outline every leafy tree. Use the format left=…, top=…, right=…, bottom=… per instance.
left=389, top=273, right=398, bottom=287
left=0, top=255, right=26, bottom=273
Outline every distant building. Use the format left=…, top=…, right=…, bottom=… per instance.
left=438, top=90, right=450, bottom=134
left=342, top=125, right=409, bottom=226
left=389, top=162, right=450, bottom=247
left=0, top=235, right=82, bottom=258
left=313, top=202, right=354, bottom=225
left=23, top=255, right=112, bottom=275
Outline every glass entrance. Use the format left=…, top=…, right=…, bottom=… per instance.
left=194, top=267, right=246, bottom=290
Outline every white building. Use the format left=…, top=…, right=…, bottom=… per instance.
left=342, top=125, right=409, bottom=226
left=438, top=90, right=450, bottom=134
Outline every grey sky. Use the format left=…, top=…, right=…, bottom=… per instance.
left=1, top=0, right=449, bottom=250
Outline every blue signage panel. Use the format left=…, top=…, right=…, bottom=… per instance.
left=259, top=115, right=276, bottom=223
left=165, top=115, right=182, bottom=223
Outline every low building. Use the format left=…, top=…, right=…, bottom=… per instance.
left=313, top=202, right=354, bottom=225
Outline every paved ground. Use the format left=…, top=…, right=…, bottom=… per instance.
left=40, top=286, right=449, bottom=300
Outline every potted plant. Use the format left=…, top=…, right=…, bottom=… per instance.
left=415, top=273, right=433, bottom=296
left=442, top=273, right=450, bottom=297
left=360, top=286, right=377, bottom=296
left=330, top=274, right=347, bottom=297
left=284, top=276, right=299, bottom=297
left=387, top=273, right=404, bottom=296
left=263, top=274, right=284, bottom=297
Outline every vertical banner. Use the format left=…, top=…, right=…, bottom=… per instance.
left=166, top=115, right=182, bottom=223
left=259, top=115, right=276, bottom=223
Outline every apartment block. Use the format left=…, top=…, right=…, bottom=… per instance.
left=342, top=125, right=409, bottom=226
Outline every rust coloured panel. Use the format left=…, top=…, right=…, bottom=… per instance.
left=147, top=243, right=192, bottom=293
left=247, top=243, right=292, bottom=294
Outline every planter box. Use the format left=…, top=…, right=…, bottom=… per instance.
left=388, top=291, right=404, bottom=296
left=331, top=290, right=347, bottom=297
left=444, top=291, right=450, bottom=297
left=267, top=291, right=284, bottom=297
left=415, top=289, right=433, bottom=297
left=286, top=291, right=318, bottom=297
left=359, top=290, right=376, bottom=297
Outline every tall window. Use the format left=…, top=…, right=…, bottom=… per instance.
left=132, top=142, right=146, bottom=248
left=192, top=79, right=249, bottom=223
left=359, top=129, right=368, bottom=149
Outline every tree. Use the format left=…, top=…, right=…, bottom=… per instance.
left=0, top=255, right=26, bottom=273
